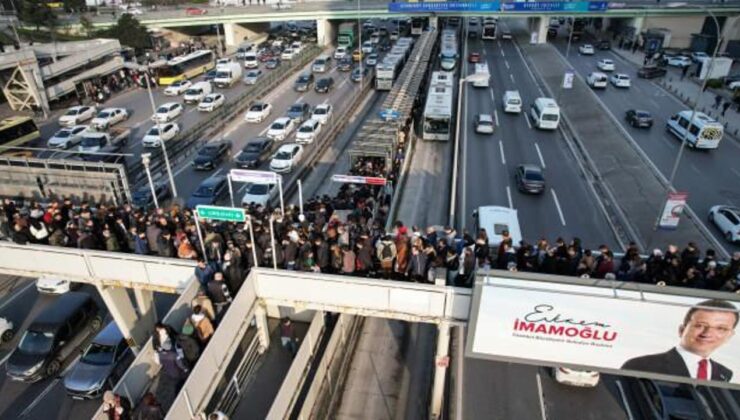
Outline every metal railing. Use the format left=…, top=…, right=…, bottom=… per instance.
left=206, top=331, right=262, bottom=416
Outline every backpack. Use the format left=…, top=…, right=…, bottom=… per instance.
left=381, top=243, right=393, bottom=260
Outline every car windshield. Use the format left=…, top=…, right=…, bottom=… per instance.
left=147, top=127, right=160, bottom=136
left=250, top=104, right=265, bottom=112
left=81, top=343, right=115, bottom=365
left=55, top=130, right=71, bottom=138
left=248, top=72, right=259, bottom=77
left=199, top=146, right=218, bottom=156
left=81, top=136, right=101, bottom=147
left=525, top=170, right=544, bottom=181
left=96, top=112, right=110, bottom=118
left=193, top=185, right=216, bottom=196
left=185, top=89, right=201, bottom=95
left=275, top=151, right=292, bottom=160
left=314, top=108, right=327, bottom=115
left=299, top=124, right=315, bottom=133
left=65, top=109, right=80, bottom=116
left=173, top=81, right=186, bottom=87
left=289, top=105, right=303, bottom=113
left=156, top=106, right=170, bottom=113
left=203, top=97, right=214, bottom=103
left=245, top=143, right=263, bottom=152
left=247, top=184, right=269, bottom=194
left=271, top=121, right=285, bottom=130
left=637, top=111, right=651, bottom=118
left=18, top=330, right=54, bottom=355
left=298, top=76, right=310, bottom=83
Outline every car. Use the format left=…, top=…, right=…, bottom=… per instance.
left=131, top=183, right=171, bottom=208
left=578, top=44, right=594, bottom=55
left=122, top=7, right=142, bottom=15
left=596, top=40, right=611, bottom=50
left=338, top=58, right=353, bottom=72
left=369, top=32, right=380, bottom=45
left=286, top=102, right=311, bottom=123
left=514, top=164, right=545, bottom=194
left=315, top=77, right=335, bottom=93
left=192, top=141, right=232, bottom=170
left=365, top=53, right=379, bottom=67
left=47, top=125, right=89, bottom=149
left=351, top=66, right=369, bottom=82
left=266, top=117, right=296, bottom=141
left=59, top=106, right=96, bottom=127
left=269, top=143, right=304, bottom=173
left=186, top=176, right=228, bottom=208
left=468, top=52, right=481, bottom=63
left=552, top=367, right=600, bottom=387
left=691, top=51, right=709, bottom=63
left=241, top=182, right=279, bottom=207
left=724, top=73, right=740, bottom=87
left=235, top=137, right=273, bottom=168
left=0, top=317, right=13, bottom=343
left=610, top=73, right=631, bottom=88
left=547, top=27, right=558, bottom=39
left=501, top=31, right=512, bottom=40
left=265, top=57, right=281, bottom=69
left=152, top=102, right=183, bottom=123
left=728, top=80, right=740, bottom=90
left=36, top=277, right=75, bottom=294
left=587, top=72, right=608, bottom=89
left=352, top=49, right=364, bottom=62
left=281, top=48, right=297, bottom=60
left=90, top=108, right=128, bottom=131
left=361, top=40, right=375, bottom=55
left=197, top=93, right=225, bottom=113
left=142, top=122, right=179, bottom=148
left=597, top=58, right=615, bottom=71
left=290, top=41, right=302, bottom=54
left=626, top=378, right=710, bottom=420
left=625, top=109, right=653, bottom=128
left=708, top=205, right=740, bottom=243
left=312, top=56, right=331, bottom=73
left=666, top=56, right=691, bottom=68
left=390, top=30, right=400, bottom=41
left=244, top=102, right=272, bottom=123
left=474, top=114, right=495, bottom=134
left=311, top=103, right=333, bottom=125
left=295, top=118, right=322, bottom=143
left=334, top=46, right=349, bottom=60
left=63, top=322, right=133, bottom=400
left=294, top=73, right=315, bottom=92
left=164, top=80, right=192, bottom=96
left=243, top=69, right=263, bottom=85
left=637, top=66, right=667, bottom=79
left=204, top=69, right=218, bottom=82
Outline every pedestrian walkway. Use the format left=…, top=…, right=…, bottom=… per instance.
left=610, top=47, right=740, bottom=139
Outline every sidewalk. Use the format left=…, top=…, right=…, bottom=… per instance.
left=611, top=47, right=740, bottom=139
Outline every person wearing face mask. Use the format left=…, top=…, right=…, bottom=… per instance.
left=152, top=322, right=177, bottom=353
left=191, top=305, right=215, bottom=345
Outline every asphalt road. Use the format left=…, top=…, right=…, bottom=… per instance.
left=459, top=29, right=619, bottom=250
left=0, top=275, right=176, bottom=420
left=549, top=33, right=740, bottom=255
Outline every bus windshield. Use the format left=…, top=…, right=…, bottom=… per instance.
left=0, top=118, right=40, bottom=150
left=424, top=118, right=450, bottom=134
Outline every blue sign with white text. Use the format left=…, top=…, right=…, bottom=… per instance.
left=388, top=2, right=501, bottom=13
left=501, top=1, right=609, bottom=12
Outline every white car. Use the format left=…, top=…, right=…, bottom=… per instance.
left=152, top=102, right=183, bottom=123
left=365, top=53, right=379, bottom=67
left=281, top=48, right=297, bottom=60
left=708, top=205, right=740, bottom=243
left=241, top=182, right=278, bottom=207
left=334, top=46, right=349, bottom=60
left=361, top=41, right=374, bottom=54
left=58, top=105, right=96, bottom=127
left=691, top=51, right=709, bottom=63
left=90, top=107, right=128, bottom=130
left=164, top=80, right=192, bottom=96
left=269, top=143, right=304, bottom=173
left=311, top=103, right=333, bottom=125
left=198, top=93, right=226, bottom=112
left=728, top=80, right=740, bottom=90
left=36, top=277, right=74, bottom=294
left=142, top=122, right=179, bottom=148
left=245, top=102, right=272, bottom=123
left=597, top=59, right=615, bottom=71
left=610, top=73, right=631, bottom=88
left=290, top=42, right=303, bottom=54
left=667, top=56, right=692, bottom=68
left=553, top=367, right=600, bottom=387
left=47, top=125, right=89, bottom=149
left=587, top=72, right=608, bottom=89
left=295, top=118, right=322, bottom=144
left=579, top=44, right=595, bottom=55
left=475, top=114, right=495, bottom=134
left=243, top=69, right=263, bottom=85
left=266, top=117, right=296, bottom=141
left=122, top=6, right=143, bottom=15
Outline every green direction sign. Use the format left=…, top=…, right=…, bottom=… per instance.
left=196, top=205, right=246, bottom=223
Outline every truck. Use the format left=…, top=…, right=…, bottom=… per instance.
left=77, top=128, right=129, bottom=157
left=337, top=22, right=357, bottom=49
left=214, top=62, right=242, bottom=88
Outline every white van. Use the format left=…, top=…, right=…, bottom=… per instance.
left=474, top=205, right=522, bottom=248
left=183, top=81, right=212, bottom=104
left=503, top=90, right=522, bottom=113
left=587, top=72, right=608, bottom=89
left=473, top=63, right=490, bottom=88
left=243, top=52, right=259, bottom=69
left=214, top=62, right=242, bottom=88
left=666, top=110, right=724, bottom=149
left=530, top=97, right=560, bottom=130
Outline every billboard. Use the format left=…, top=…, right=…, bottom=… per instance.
left=466, top=276, right=740, bottom=388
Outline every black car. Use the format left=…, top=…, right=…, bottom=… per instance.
left=186, top=176, right=228, bottom=208
left=351, top=66, right=370, bottom=82
left=192, top=141, right=232, bottom=170
left=514, top=164, right=546, bottom=194
left=547, top=27, right=558, bottom=38
left=315, top=77, right=335, bottom=93
left=625, top=109, right=654, bottom=128
left=286, top=102, right=311, bottom=123
left=294, top=73, right=314, bottom=92
left=338, top=58, right=353, bottom=72
left=204, top=70, right=218, bottom=82
left=131, top=183, right=171, bottom=208
left=235, top=137, right=273, bottom=168
left=637, top=66, right=667, bottom=79
left=596, top=40, right=611, bottom=50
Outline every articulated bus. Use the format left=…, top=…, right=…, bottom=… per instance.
left=0, top=116, right=41, bottom=156
left=423, top=81, right=453, bottom=141
left=155, top=50, right=215, bottom=86
left=411, top=18, right=426, bottom=36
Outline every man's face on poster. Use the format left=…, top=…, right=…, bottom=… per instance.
left=679, top=309, right=736, bottom=358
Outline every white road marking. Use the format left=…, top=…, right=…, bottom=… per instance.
left=506, top=185, right=513, bottom=209
left=536, top=372, right=548, bottom=420
left=616, top=380, right=635, bottom=420
left=499, top=140, right=506, bottom=165
left=524, top=112, right=532, bottom=129
left=489, top=87, right=495, bottom=104
left=505, top=60, right=510, bottom=70
left=690, top=163, right=701, bottom=175
left=20, top=374, right=65, bottom=417
left=550, top=189, right=566, bottom=226
left=513, top=39, right=545, bottom=97
left=501, top=49, right=506, bottom=58
left=534, top=142, right=546, bottom=168
left=482, top=48, right=487, bottom=56
left=494, top=110, right=499, bottom=127
left=730, top=168, right=740, bottom=179
left=510, top=74, right=515, bottom=82
left=232, top=150, right=242, bottom=159
left=0, top=280, right=34, bottom=312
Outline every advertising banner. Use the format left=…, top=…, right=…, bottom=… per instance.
left=502, top=1, right=608, bottom=12
left=331, top=174, right=387, bottom=186
left=562, top=71, right=575, bottom=89
left=658, top=191, right=688, bottom=230
left=467, top=277, right=740, bottom=387
left=388, top=2, right=501, bottom=13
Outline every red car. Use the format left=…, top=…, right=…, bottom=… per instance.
left=185, top=7, right=207, bottom=16
left=468, top=52, right=481, bottom=63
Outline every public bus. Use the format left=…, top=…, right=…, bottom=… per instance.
left=375, top=58, right=401, bottom=90
left=666, top=110, right=724, bottom=149
left=422, top=84, right=453, bottom=141
left=155, top=50, right=216, bottom=86
left=482, top=23, right=497, bottom=40
left=411, top=18, right=426, bottom=36
left=0, top=116, right=41, bottom=156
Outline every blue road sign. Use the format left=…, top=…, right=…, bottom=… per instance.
left=502, top=1, right=608, bottom=12
left=388, top=2, right=501, bottom=13
left=379, top=109, right=400, bottom=121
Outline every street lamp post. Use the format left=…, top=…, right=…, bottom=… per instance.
left=357, top=0, right=364, bottom=91
left=141, top=153, right=159, bottom=210
left=144, top=70, right=178, bottom=198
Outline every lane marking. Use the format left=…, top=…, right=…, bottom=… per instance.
left=494, top=110, right=499, bottom=127
left=509, top=74, right=515, bottom=83
left=489, top=87, right=495, bottom=105
left=501, top=49, right=505, bottom=58
left=615, top=380, right=635, bottom=420
left=536, top=372, right=548, bottom=420
left=499, top=140, right=506, bottom=165
left=535, top=142, right=546, bottom=168
left=690, top=163, right=701, bottom=175
left=0, top=280, right=34, bottom=312
left=512, top=38, right=545, bottom=96
left=551, top=188, right=566, bottom=226
left=506, top=185, right=513, bottom=209
left=504, top=60, right=510, bottom=70
left=524, top=112, right=532, bottom=129
left=730, top=167, right=740, bottom=180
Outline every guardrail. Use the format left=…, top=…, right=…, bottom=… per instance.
left=93, top=279, right=201, bottom=420
left=205, top=330, right=262, bottom=416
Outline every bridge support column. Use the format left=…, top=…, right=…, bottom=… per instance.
left=255, top=304, right=270, bottom=354
left=98, top=285, right=146, bottom=354
left=532, top=15, right=548, bottom=44
left=223, top=22, right=270, bottom=47
left=429, top=16, right=439, bottom=31
left=316, top=19, right=336, bottom=47
left=133, top=288, right=157, bottom=342
left=430, top=321, right=451, bottom=419
left=629, top=16, right=645, bottom=36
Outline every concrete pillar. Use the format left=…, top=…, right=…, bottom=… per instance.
left=97, top=285, right=145, bottom=353
left=255, top=304, right=270, bottom=354
left=630, top=16, right=645, bottom=35
left=223, top=22, right=271, bottom=47
left=316, top=19, right=336, bottom=47
left=429, top=16, right=439, bottom=31
left=720, top=16, right=740, bottom=54
left=133, top=288, right=157, bottom=341
left=430, top=321, right=451, bottom=419
left=535, top=15, right=548, bottom=44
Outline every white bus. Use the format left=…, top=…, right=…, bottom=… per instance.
left=411, top=18, right=425, bottom=36
left=666, top=110, right=724, bottom=149
left=474, top=205, right=522, bottom=248
left=423, top=85, right=453, bottom=141
left=375, top=59, right=401, bottom=90
left=482, top=23, right=497, bottom=40
left=473, top=63, right=490, bottom=87
left=529, top=97, right=560, bottom=130
left=430, top=70, right=454, bottom=89
left=440, top=40, right=458, bottom=71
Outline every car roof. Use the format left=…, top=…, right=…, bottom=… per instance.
left=478, top=114, right=493, bottom=122
left=519, top=163, right=543, bottom=173
left=201, top=176, right=225, bottom=187
left=92, top=321, right=124, bottom=346
left=246, top=137, right=270, bottom=146
left=274, top=117, right=290, bottom=123
left=31, top=292, right=93, bottom=332
left=160, top=102, right=178, bottom=108
left=315, top=103, right=331, bottom=109
left=277, top=143, right=299, bottom=151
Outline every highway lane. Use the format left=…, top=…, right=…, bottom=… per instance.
left=549, top=35, right=740, bottom=254
left=460, top=29, right=619, bottom=250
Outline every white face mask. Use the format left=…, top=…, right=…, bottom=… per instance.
left=191, top=313, right=205, bottom=324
